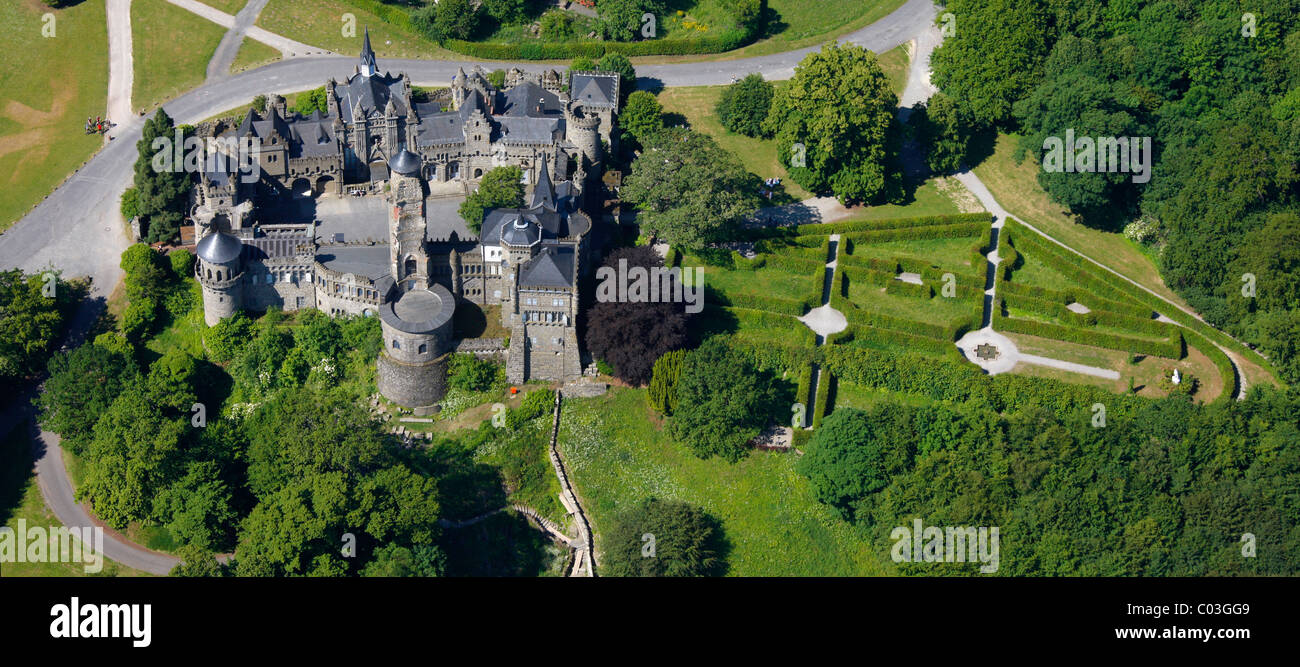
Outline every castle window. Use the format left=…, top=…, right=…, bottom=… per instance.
left=418, top=343, right=427, bottom=354
left=392, top=339, right=400, bottom=349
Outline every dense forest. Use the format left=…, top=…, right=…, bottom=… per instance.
left=928, top=0, right=1300, bottom=382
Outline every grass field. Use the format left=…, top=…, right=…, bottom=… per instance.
left=633, top=0, right=907, bottom=63
left=203, top=0, right=249, bottom=14
left=559, top=388, right=885, bottom=576
left=133, top=0, right=228, bottom=113
left=655, top=84, right=813, bottom=201
left=0, top=0, right=109, bottom=231
left=972, top=133, right=1187, bottom=308
left=230, top=35, right=283, bottom=75
left=258, top=0, right=460, bottom=60
left=0, top=421, right=151, bottom=577
left=1006, top=332, right=1224, bottom=403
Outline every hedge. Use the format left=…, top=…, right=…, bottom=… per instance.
left=884, top=278, right=933, bottom=299
left=1003, top=219, right=1272, bottom=373
left=1182, top=329, right=1240, bottom=405
left=721, top=291, right=814, bottom=316
left=999, top=280, right=1154, bottom=320
left=665, top=246, right=681, bottom=268
left=795, top=362, right=814, bottom=427
left=1002, top=291, right=1174, bottom=337
left=737, top=213, right=992, bottom=242
left=340, top=0, right=418, bottom=32
left=837, top=221, right=986, bottom=245
left=996, top=299, right=1184, bottom=359
left=811, top=368, right=832, bottom=429
left=442, top=26, right=758, bottom=60
left=832, top=325, right=958, bottom=358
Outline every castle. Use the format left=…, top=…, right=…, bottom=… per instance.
left=191, top=31, right=621, bottom=411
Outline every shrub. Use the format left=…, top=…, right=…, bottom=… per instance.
left=716, top=73, right=773, bottom=138
left=602, top=498, right=727, bottom=576
left=646, top=349, right=686, bottom=415
left=448, top=353, right=499, bottom=392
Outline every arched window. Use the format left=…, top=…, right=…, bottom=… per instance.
left=418, top=343, right=427, bottom=354
left=392, top=339, right=400, bottom=349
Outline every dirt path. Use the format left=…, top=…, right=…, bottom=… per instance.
left=106, top=0, right=133, bottom=125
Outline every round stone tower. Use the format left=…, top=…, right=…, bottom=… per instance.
left=377, top=283, right=456, bottom=412
left=195, top=231, right=244, bottom=326
left=567, top=102, right=602, bottom=168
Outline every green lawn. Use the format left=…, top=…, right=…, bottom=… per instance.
left=845, top=236, right=980, bottom=276
left=972, top=133, right=1188, bottom=309
left=634, top=0, right=907, bottom=63
left=656, top=84, right=814, bottom=201
left=0, top=421, right=151, bottom=577
left=1004, top=331, right=1225, bottom=403
left=203, top=0, right=249, bottom=14
left=230, top=36, right=283, bottom=75
left=133, top=0, right=228, bottom=113
left=559, top=388, right=885, bottom=576
left=0, top=0, right=109, bottom=230
left=258, top=0, right=460, bottom=60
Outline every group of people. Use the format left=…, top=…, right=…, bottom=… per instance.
left=759, top=176, right=782, bottom=199
left=84, top=117, right=112, bottom=134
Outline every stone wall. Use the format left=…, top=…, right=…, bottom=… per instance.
left=377, top=352, right=449, bottom=409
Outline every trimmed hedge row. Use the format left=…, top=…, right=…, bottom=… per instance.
left=999, top=279, right=1154, bottom=320
left=836, top=221, right=986, bottom=245
left=665, top=246, right=681, bottom=268
left=724, top=306, right=817, bottom=346
left=1004, top=220, right=1272, bottom=372
left=818, top=344, right=1149, bottom=419
left=885, top=279, right=933, bottom=299
left=1182, top=329, right=1240, bottom=405
left=996, top=299, right=1184, bottom=359
left=811, top=368, right=832, bottom=429
left=341, top=0, right=419, bottom=31
left=1002, top=292, right=1174, bottom=337
left=721, top=291, right=814, bottom=316
left=795, top=362, right=814, bottom=426
left=738, top=213, right=991, bottom=242
left=443, top=26, right=758, bottom=60
left=1005, top=229, right=1148, bottom=309
left=831, top=325, right=959, bottom=358
left=762, top=252, right=826, bottom=275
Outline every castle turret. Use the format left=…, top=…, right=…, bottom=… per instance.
left=376, top=283, right=455, bottom=412
left=567, top=102, right=602, bottom=170
left=195, top=231, right=244, bottom=326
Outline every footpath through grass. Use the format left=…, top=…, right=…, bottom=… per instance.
left=559, top=388, right=885, bottom=576
left=132, top=0, right=228, bottom=114
left=0, top=0, right=109, bottom=230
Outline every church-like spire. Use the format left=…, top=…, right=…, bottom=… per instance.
left=530, top=161, right=556, bottom=211
left=360, top=27, right=378, bottom=77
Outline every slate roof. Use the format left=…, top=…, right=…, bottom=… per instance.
left=196, top=231, right=242, bottom=264
left=315, top=244, right=391, bottom=279
left=380, top=283, right=456, bottom=333
left=519, top=246, right=576, bottom=288
left=570, top=72, right=619, bottom=109
left=286, top=109, right=339, bottom=158
left=337, top=71, right=407, bottom=119
left=500, top=217, right=541, bottom=247
left=388, top=148, right=421, bottom=176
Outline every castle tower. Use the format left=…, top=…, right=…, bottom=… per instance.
left=195, top=231, right=244, bottom=326
left=567, top=102, right=602, bottom=170
left=376, top=283, right=456, bottom=412
left=500, top=215, right=540, bottom=267
left=387, top=147, right=428, bottom=292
